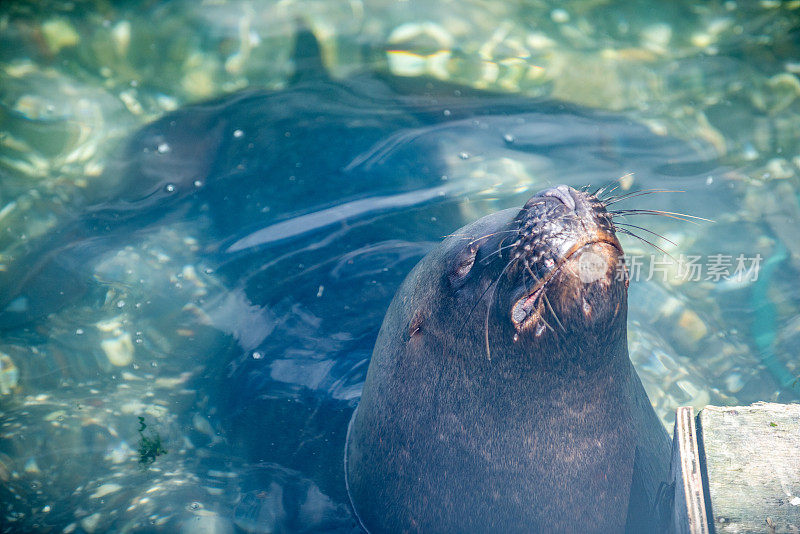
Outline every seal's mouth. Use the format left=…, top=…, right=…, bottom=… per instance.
left=510, top=238, right=622, bottom=334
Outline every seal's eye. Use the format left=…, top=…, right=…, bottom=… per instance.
left=449, top=243, right=479, bottom=286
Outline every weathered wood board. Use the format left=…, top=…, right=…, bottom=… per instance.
left=699, top=402, right=800, bottom=533
left=669, top=406, right=710, bottom=534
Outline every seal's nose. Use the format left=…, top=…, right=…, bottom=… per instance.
left=539, top=184, right=576, bottom=211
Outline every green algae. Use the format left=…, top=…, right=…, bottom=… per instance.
left=137, top=416, right=167, bottom=465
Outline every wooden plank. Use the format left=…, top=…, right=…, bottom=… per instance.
left=699, top=402, right=800, bottom=532
left=669, top=406, right=710, bottom=534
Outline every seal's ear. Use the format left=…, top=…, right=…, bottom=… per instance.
left=448, top=242, right=479, bottom=287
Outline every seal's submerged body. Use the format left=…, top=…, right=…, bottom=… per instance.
left=346, top=186, right=671, bottom=532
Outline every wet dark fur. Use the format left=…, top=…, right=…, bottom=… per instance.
left=345, top=186, right=671, bottom=533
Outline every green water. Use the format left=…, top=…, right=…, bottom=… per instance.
left=1, top=0, right=800, bottom=531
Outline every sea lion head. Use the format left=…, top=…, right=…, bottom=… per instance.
left=402, top=184, right=628, bottom=365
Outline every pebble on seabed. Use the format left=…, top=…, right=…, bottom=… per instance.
left=90, top=483, right=122, bottom=499
left=0, top=353, right=20, bottom=394
left=41, top=18, right=79, bottom=54
left=100, top=333, right=135, bottom=367
left=80, top=512, right=102, bottom=533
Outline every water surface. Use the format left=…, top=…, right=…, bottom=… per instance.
left=1, top=1, right=800, bottom=531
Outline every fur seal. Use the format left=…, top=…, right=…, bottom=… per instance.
left=345, top=184, right=671, bottom=533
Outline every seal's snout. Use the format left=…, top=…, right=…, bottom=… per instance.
left=513, top=185, right=618, bottom=272
left=539, top=184, right=576, bottom=211
left=532, top=184, right=604, bottom=221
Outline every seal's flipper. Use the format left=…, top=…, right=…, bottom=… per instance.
left=290, top=25, right=328, bottom=84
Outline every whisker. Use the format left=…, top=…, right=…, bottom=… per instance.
left=611, top=208, right=712, bottom=221
left=466, top=230, right=519, bottom=253
left=443, top=232, right=473, bottom=239
left=521, top=200, right=546, bottom=215
left=523, top=260, right=539, bottom=281
left=457, top=279, right=497, bottom=339
left=617, top=228, right=676, bottom=262
left=595, top=172, right=633, bottom=198
left=521, top=262, right=562, bottom=333
left=444, top=229, right=518, bottom=240
left=538, top=313, right=555, bottom=333
left=612, top=211, right=699, bottom=225
left=484, top=291, right=493, bottom=361
left=483, top=258, right=518, bottom=361
left=480, top=242, right=518, bottom=265
left=541, top=290, right=565, bottom=332
left=610, top=209, right=714, bottom=224
left=597, top=183, right=620, bottom=199
left=457, top=254, right=518, bottom=350
left=614, top=222, right=678, bottom=247
left=603, top=189, right=685, bottom=205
